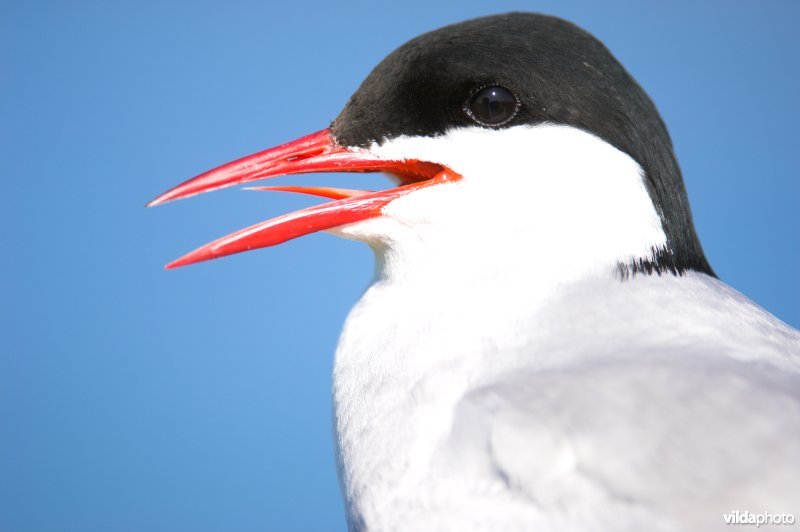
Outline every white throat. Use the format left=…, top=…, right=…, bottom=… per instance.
left=330, top=124, right=668, bottom=528
left=336, top=124, right=666, bottom=287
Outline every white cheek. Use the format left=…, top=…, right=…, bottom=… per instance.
left=362, top=124, right=666, bottom=276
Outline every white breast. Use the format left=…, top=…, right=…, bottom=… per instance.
left=334, top=273, right=800, bottom=531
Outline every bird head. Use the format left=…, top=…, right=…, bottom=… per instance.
left=150, top=13, right=712, bottom=281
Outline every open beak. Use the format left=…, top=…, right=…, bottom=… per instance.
left=148, top=129, right=459, bottom=269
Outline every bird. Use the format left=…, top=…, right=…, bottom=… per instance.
left=149, top=12, right=800, bottom=532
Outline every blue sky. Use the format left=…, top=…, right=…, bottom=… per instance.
left=2, top=1, right=798, bottom=530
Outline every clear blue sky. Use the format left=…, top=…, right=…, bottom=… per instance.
left=2, top=1, right=798, bottom=530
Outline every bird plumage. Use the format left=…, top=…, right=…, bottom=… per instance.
left=332, top=125, right=800, bottom=530
left=335, top=267, right=800, bottom=531
left=327, top=15, right=800, bottom=531
left=153, top=11, right=800, bottom=532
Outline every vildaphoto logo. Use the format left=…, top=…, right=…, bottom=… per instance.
left=723, top=510, right=796, bottom=527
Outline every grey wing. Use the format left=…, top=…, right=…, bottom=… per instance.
left=444, top=353, right=800, bottom=531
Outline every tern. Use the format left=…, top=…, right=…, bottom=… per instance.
left=150, top=12, right=800, bottom=532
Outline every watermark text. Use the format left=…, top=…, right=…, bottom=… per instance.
left=724, top=510, right=795, bottom=527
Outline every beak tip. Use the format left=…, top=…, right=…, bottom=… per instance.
left=165, top=257, right=189, bottom=270
left=165, top=248, right=209, bottom=269
left=147, top=195, right=170, bottom=208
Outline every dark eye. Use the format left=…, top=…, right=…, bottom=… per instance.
left=465, top=86, right=519, bottom=126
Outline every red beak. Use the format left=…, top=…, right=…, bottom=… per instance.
left=148, top=129, right=459, bottom=268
